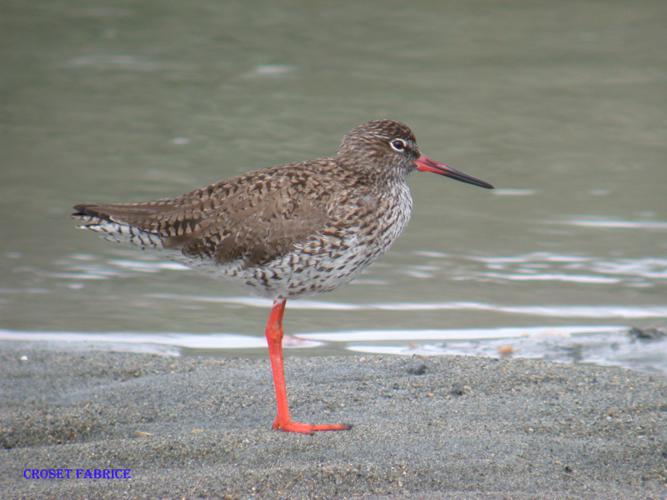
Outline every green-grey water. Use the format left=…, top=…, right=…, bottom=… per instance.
left=1, top=1, right=666, bottom=373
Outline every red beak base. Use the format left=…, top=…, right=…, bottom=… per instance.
left=415, top=155, right=494, bottom=189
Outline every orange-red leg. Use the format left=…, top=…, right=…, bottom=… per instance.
left=265, top=298, right=352, bottom=434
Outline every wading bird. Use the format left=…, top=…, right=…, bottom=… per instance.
left=73, top=120, right=493, bottom=434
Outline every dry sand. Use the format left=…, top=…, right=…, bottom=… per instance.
left=1, top=341, right=665, bottom=499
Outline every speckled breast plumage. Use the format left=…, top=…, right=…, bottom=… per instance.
left=205, top=180, right=414, bottom=299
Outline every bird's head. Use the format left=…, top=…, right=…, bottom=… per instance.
left=336, top=119, right=493, bottom=189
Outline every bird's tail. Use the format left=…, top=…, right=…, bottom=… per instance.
left=72, top=204, right=166, bottom=249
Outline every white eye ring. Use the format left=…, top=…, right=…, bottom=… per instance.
left=390, top=138, right=407, bottom=152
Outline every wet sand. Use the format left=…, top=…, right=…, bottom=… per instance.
left=1, top=341, right=665, bottom=499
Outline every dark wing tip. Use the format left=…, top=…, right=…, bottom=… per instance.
left=72, top=204, right=88, bottom=216
left=72, top=204, right=108, bottom=220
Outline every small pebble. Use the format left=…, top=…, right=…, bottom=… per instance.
left=450, top=383, right=466, bottom=396
left=628, top=327, right=666, bottom=341
left=407, top=363, right=427, bottom=375
left=498, top=344, right=514, bottom=357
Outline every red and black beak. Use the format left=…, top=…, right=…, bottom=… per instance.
left=415, top=155, right=494, bottom=189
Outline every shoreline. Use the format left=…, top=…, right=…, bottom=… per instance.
left=1, top=341, right=665, bottom=498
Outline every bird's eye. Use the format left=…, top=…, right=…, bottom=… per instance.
left=390, top=138, right=407, bottom=153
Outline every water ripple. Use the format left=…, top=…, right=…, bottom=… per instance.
left=299, top=325, right=622, bottom=342
left=459, top=253, right=667, bottom=286
left=53, top=251, right=667, bottom=290
left=346, top=329, right=667, bottom=376
left=561, top=218, right=667, bottom=230
left=151, top=294, right=667, bottom=319
left=3, top=326, right=663, bottom=375
left=0, top=330, right=321, bottom=352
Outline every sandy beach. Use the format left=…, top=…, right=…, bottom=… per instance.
left=1, top=341, right=665, bottom=499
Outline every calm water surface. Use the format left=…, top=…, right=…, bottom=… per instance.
left=1, top=1, right=666, bottom=373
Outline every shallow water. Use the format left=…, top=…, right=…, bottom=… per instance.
left=1, top=1, right=666, bottom=374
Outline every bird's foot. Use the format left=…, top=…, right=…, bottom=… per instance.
left=272, top=419, right=352, bottom=434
